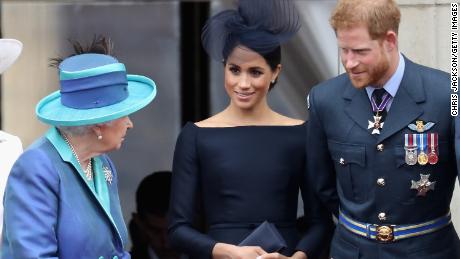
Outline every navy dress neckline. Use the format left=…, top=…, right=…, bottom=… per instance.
left=187, top=121, right=306, bottom=129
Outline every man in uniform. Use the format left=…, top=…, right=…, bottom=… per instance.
left=307, top=0, right=460, bottom=258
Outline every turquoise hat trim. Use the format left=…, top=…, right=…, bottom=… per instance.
left=36, top=74, right=156, bottom=126
left=60, top=63, right=126, bottom=80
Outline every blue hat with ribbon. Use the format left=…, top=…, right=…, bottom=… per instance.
left=36, top=53, right=157, bottom=126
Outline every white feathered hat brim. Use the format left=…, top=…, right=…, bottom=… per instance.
left=0, top=39, right=22, bottom=74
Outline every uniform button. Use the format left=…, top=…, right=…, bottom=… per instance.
left=378, top=212, right=387, bottom=221
left=377, top=144, right=384, bottom=151
left=339, top=158, right=345, bottom=165
left=377, top=178, right=385, bottom=186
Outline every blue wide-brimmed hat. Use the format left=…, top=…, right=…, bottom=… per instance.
left=36, top=53, right=157, bottom=126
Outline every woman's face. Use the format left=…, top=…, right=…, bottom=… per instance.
left=224, top=46, right=280, bottom=110
left=98, top=116, right=133, bottom=152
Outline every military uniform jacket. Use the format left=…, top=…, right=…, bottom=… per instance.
left=307, top=56, right=460, bottom=258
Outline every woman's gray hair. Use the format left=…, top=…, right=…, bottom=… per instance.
left=57, top=121, right=113, bottom=137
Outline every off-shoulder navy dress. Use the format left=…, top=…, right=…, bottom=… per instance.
left=168, top=122, right=333, bottom=259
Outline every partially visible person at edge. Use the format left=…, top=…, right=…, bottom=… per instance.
left=0, top=38, right=23, bottom=244
left=307, top=0, right=460, bottom=258
left=2, top=36, right=157, bottom=258
left=130, top=171, right=182, bottom=259
left=168, top=1, right=334, bottom=259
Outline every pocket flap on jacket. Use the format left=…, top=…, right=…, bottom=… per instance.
left=328, top=141, right=366, bottom=167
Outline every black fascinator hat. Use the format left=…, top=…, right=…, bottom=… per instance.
left=201, top=0, right=301, bottom=61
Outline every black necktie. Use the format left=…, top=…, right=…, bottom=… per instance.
left=372, top=88, right=388, bottom=121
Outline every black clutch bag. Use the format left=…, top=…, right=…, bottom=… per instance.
left=238, top=221, right=287, bottom=253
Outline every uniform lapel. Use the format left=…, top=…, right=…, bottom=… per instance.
left=343, top=81, right=376, bottom=135
left=377, top=58, right=425, bottom=143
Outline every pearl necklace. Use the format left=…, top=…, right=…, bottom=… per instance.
left=62, top=134, right=93, bottom=181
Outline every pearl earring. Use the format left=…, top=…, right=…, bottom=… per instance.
left=97, top=135, right=103, bottom=140
left=271, top=80, right=275, bottom=84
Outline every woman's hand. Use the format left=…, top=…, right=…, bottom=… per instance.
left=257, top=251, right=307, bottom=259
left=212, top=243, right=267, bottom=259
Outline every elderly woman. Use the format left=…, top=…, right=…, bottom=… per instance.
left=2, top=39, right=157, bottom=259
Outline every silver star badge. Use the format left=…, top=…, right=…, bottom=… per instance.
left=411, top=174, right=436, bottom=196
left=103, top=166, right=113, bottom=185
left=368, top=115, right=384, bottom=134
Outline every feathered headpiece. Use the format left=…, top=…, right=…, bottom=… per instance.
left=201, top=0, right=300, bottom=61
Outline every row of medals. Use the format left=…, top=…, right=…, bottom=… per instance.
left=404, top=133, right=438, bottom=166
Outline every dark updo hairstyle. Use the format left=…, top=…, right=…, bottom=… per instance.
left=201, top=0, right=299, bottom=90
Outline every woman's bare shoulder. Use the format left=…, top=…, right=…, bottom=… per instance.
left=194, top=113, right=231, bottom=128
left=273, top=113, right=305, bottom=126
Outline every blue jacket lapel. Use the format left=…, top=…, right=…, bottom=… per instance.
left=93, top=157, right=125, bottom=245
left=46, top=128, right=124, bottom=245
left=342, top=57, right=425, bottom=142
left=377, top=57, right=425, bottom=143
left=343, top=81, right=376, bottom=135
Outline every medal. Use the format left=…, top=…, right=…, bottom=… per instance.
left=428, top=151, right=438, bottom=165
left=417, top=134, right=428, bottom=165
left=427, top=133, right=438, bottom=165
left=368, top=114, right=384, bottom=135
left=418, top=152, right=428, bottom=165
left=407, top=148, right=418, bottom=165
left=411, top=174, right=436, bottom=196
left=368, top=90, right=392, bottom=135
left=404, top=134, right=418, bottom=165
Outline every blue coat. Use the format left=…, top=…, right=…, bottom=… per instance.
left=307, top=56, right=460, bottom=258
left=2, top=128, right=130, bottom=259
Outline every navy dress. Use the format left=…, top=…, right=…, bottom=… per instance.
left=168, top=122, right=333, bottom=259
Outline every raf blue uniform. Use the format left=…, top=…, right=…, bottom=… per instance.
left=307, top=54, right=460, bottom=258
left=2, top=127, right=130, bottom=259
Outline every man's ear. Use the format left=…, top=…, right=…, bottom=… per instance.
left=383, top=30, right=398, bottom=52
